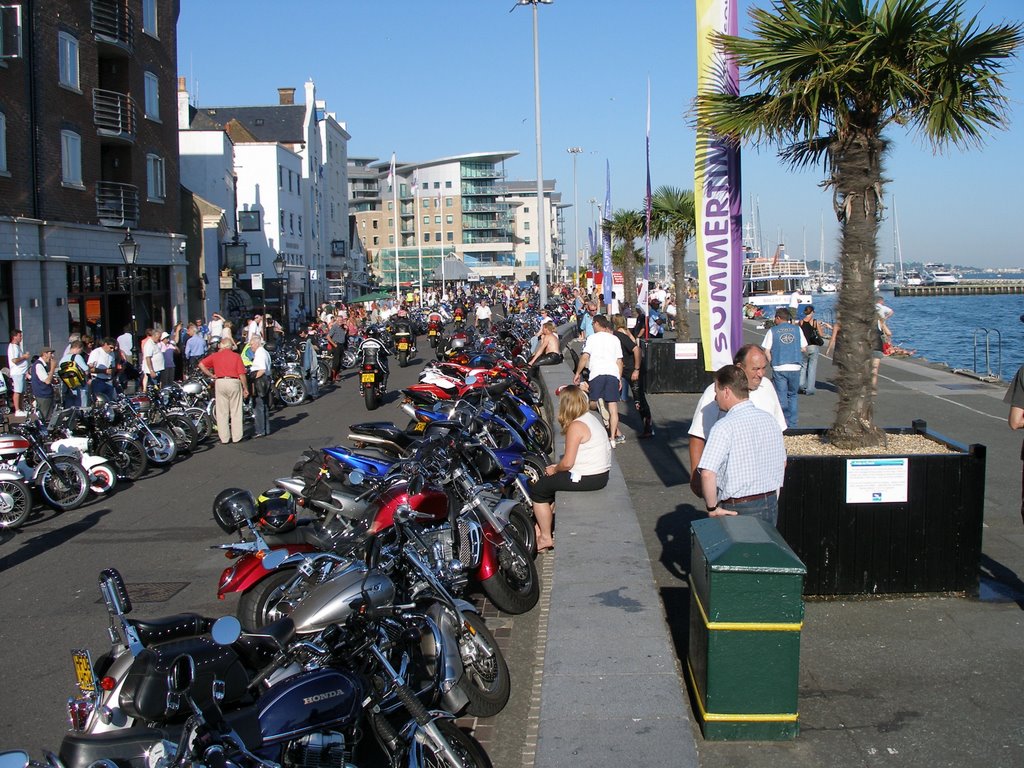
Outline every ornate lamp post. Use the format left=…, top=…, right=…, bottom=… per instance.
left=118, top=229, right=140, bottom=349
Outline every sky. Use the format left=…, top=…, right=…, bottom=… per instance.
left=177, top=0, right=1024, bottom=270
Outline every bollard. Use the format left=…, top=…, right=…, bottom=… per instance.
left=687, top=516, right=806, bottom=740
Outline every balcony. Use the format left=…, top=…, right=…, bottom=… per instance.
left=93, top=89, right=136, bottom=142
left=91, top=0, right=134, bottom=54
left=330, top=239, right=346, bottom=258
left=462, top=182, right=507, bottom=196
left=96, top=181, right=139, bottom=228
left=462, top=201, right=510, bottom=213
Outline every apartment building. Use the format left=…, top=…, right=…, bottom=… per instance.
left=348, top=151, right=522, bottom=286
left=505, top=180, right=566, bottom=282
left=180, top=82, right=352, bottom=322
left=0, top=0, right=186, bottom=354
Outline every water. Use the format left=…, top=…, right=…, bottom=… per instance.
left=806, top=292, right=1024, bottom=380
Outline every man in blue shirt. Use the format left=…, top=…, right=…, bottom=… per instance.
left=763, top=307, right=806, bottom=428
left=184, top=323, right=208, bottom=376
left=577, top=301, right=597, bottom=340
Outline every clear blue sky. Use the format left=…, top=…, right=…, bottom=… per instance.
left=178, top=0, right=1024, bottom=270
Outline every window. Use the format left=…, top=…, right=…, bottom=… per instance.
left=434, top=216, right=441, bottom=225
left=523, top=207, right=530, bottom=214
left=387, top=201, right=393, bottom=211
left=445, top=181, right=452, bottom=189
left=372, top=219, right=379, bottom=230
left=278, top=165, right=283, bottom=188
left=0, top=112, right=7, bottom=174
left=288, top=170, right=293, bottom=192
left=146, top=154, right=165, bottom=200
left=446, top=215, right=453, bottom=225
left=434, top=181, right=440, bottom=189
left=60, top=130, right=82, bottom=186
left=58, top=32, right=79, bottom=90
left=144, top=72, right=160, bottom=120
left=422, top=198, right=429, bottom=209
left=388, top=218, right=394, bottom=229
left=447, top=232, right=453, bottom=242
left=422, top=216, right=429, bottom=225
left=446, top=198, right=453, bottom=208
left=142, top=0, right=158, bottom=37
left=435, top=233, right=441, bottom=242
left=372, top=236, right=379, bottom=245
left=524, top=221, right=530, bottom=230
left=296, top=176, right=300, bottom=195
left=389, top=235, right=394, bottom=244
left=289, top=213, right=294, bottom=234
left=524, top=237, right=531, bottom=245
left=298, top=216, right=302, bottom=236
left=280, top=209, right=285, bottom=231
left=422, top=233, right=429, bottom=243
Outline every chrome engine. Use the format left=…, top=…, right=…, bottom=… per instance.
left=416, top=519, right=482, bottom=594
left=283, top=732, right=352, bottom=768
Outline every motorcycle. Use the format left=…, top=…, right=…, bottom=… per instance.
left=357, top=334, right=390, bottom=411
left=0, top=420, right=90, bottom=511
left=426, top=316, right=443, bottom=349
left=59, top=568, right=493, bottom=768
left=68, top=402, right=149, bottom=481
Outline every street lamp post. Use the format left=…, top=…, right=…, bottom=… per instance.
left=273, top=255, right=286, bottom=328
left=118, top=229, right=140, bottom=353
left=516, top=0, right=552, bottom=307
left=567, top=147, right=582, bottom=287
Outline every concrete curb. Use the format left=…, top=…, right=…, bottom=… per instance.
left=532, top=351, right=699, bottom=767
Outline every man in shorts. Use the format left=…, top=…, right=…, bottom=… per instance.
left=573, top=314, right=623, bottom=448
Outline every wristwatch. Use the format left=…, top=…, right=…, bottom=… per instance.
left=706, top=503, right=719, bottom=513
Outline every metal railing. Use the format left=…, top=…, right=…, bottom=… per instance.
left=462, top=201, right=509, bottom=213
left=91, top=0, right=133, bottom=51
left=96, top=181, right=139, bottom=228
left=93, top=89, right=136, bottom=140
left=461, top=182, right=508, bottom=196
left=970, top=327, right=1002, bottom=380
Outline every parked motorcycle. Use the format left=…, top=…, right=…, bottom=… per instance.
left=0, top=420, right=90, bottom=511
left=357, top=332, right=390, bottom=411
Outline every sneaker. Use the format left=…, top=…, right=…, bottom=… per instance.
left=597, top=398, right=610, bottom=429
left=14, top=410, right=26, bottom=417
left=609, top=438, right=617, bottom=449
left=615, top=434, right=626, bottom=445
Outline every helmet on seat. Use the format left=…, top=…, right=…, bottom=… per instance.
left=255, top=488, right=296, bottom=534
left=212, top=487, right=257, bottom=533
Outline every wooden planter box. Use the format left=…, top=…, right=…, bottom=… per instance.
left=644, top=339, right=714, bottom=394
left=776, top=420, right=986, bottom=596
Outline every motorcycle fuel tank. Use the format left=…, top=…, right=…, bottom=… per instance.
left=370, top=484, right=448, bottom=534
left=288, top=562, right=396, bottom=634
left=257, top=667, right=364, bottom=745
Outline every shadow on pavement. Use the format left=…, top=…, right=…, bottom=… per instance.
left=978, top=553, right=1024, bottom=608
left=0, top=506, right=113, bottom=571
left=635, top=416, right=693, bottom=488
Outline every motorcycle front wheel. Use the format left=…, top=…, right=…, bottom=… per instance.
left=89, top=463, right=117, bottom=495
left=407, top=719, right=493, bottom=768
left=316, top=360, right=331, bottom=387
left=275, top=375, right=306, bottom=407
left=144, top=428, right=178, bottom=466
left=237, top=568, right=302, bottom=631
left=184, top=407, right=213, bottom=443
left=40, top=459, right=90, bottom=511
left=506, top=503, right=537, bottom=558
left=456, top=611, right=511, bottom=718
left=479, top=535, right=540, bottom=615
left=98, top=436, right=147, bottom=481
left=0, top=478, right=32, bottom=529
left=165, top=414, right=199, bottom=453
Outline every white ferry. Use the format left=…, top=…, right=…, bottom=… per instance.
left=922, top=263, right=960, bottom=285
left=742, top=244, right=812, bottom=308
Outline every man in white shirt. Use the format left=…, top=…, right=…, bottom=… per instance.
left=116, top=326, right=134, bottom=360
left=6, top=328, right=30, bottom=416
left=688, top=344, right=786, bottom=499
left=87, top=337, right=118, bottom=401
left=249, top=334, right=273, bottom=437
left=141, top=328, right=165, bottom=391
left=208, top=313, right=225, bottom=342
left=573, top=314, right=624, bottom=447
left=474, top=300, right=493, bottom=333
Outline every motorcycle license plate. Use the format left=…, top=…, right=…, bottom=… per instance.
left=398, top=342, right=409, bottom=350
left=428, top=330, right=437, bottom=336
left=71, top=649, right=97, bottom=694
left=412, top=421, right=426, bottom=433
left=361, top=373, right=375, bottom=384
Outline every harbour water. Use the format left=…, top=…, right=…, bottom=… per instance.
left=805, top=291, right=1023, bottom=380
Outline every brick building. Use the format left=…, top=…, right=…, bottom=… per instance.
left=0, top=0, right=186, bottom=359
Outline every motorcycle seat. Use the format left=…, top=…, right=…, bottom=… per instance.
left=349, top=422, right=418, bottom=449
left=127, top=614, right=214, bottom=647
left=120, top=636, right=249, bottom=723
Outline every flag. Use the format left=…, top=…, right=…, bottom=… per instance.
left=640, top=77, right=652, bottom=310
left=386, top=152, right=396, bottom=192
left=694, top=0, right=743, bottom=370
left=601, top=160, right=613, bottom=307
left=412, top=169, right=419, bottom=197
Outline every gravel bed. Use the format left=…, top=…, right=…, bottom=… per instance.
left=784, top=433, right=959, bottom=456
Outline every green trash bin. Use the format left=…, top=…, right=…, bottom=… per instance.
left=687, top=516, right=806, bottom=741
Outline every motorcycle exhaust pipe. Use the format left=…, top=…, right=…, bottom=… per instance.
left=400, top=403, right=417, bottom=420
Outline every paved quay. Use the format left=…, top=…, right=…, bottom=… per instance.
left=554, top=313, right=1024, bottom=768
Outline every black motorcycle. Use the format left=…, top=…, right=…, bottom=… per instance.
left=357, top=332, right=391, bottom=411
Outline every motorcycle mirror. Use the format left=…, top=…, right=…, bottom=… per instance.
left=348, top=469, right=366, bottom=486
left=0, top=752, right=30, bottom=768
left=168, top=654, right=196, bottom=696
left=211, top=616, right=242, bottom=646
left=407, top=474, right=425, bottom=496
left=262, top=550, right=289, bottom=571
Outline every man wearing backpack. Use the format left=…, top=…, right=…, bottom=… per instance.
left=59, top=340, right=89, bottom=407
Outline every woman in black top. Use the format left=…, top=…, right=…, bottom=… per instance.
left=611, top=313, right=654, bottom=438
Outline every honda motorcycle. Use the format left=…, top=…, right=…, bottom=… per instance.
left=356, top=333, right=390, bottom=411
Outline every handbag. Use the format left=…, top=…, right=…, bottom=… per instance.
left=252, top=371, right=272, bottom=399
left=802, top=321, right=825, bottom=347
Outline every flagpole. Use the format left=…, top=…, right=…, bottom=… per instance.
left=391, top=153, right=400, bottom=303
left=437, top=193, right=444, bottom=304
left=642, top=77, right=652, bottom=324
left=414, top=171, right=423, bottom=306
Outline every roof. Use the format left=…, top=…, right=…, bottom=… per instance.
left=368, top=151, right=519, bottom=172
left=191, top=105, right=306, bottom=143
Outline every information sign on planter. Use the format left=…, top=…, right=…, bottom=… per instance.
left=776, top=420, right=986, bottom=596
left=644, top=339, right=714, bottom=394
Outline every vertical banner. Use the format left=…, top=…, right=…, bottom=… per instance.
left=601, top=160, right=613, bottom=307
left=695, top=0, right=743, bottom=371
left=640, top=77, right=652, bottom=311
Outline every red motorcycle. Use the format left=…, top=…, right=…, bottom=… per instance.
left=427, top=316, right=444, bottom=348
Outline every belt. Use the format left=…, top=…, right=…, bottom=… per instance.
left=216, top=377, right=240, bottom=380
left=721, top=491, right=775, bottom=505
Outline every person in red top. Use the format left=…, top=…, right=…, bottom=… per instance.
left=198, top=338, right=250, bottom=443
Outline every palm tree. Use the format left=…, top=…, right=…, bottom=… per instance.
left=651, top=186, right=697, bottom=340
left=606, top=209, right=645, bottom=307
left=696, top=0, right=1022, bottom=447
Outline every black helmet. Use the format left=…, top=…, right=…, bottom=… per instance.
left=255, top=488, right=296, bottom=533
left=212, top=487, right=257, bottom=534
left=92, top=392, right=111, bottom=407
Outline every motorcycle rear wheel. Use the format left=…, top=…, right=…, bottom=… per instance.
left=456, top=611, right=511, bottom=718
left=398, top=350, right=409, bottom=368
left=41, top=459, right=90, bottom=511
left=479, top=535, right=540, bottom=615
left=237, top=568, right=302, bottom=631
left=89, top=463, right=117, bottom=495
left=364, top=387, right=381, bottom=411
left=184, top=407, right=213, bottom=443
left=165, top=414, right=199, bottom=453
left=0, top=478, right=32, bottom=529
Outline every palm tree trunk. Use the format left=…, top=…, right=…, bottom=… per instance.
left=828, top=134, right=886, bottom=449
left=671, top=239, right=689, bottom=339
left=622, top=244, right=637, bottom=307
